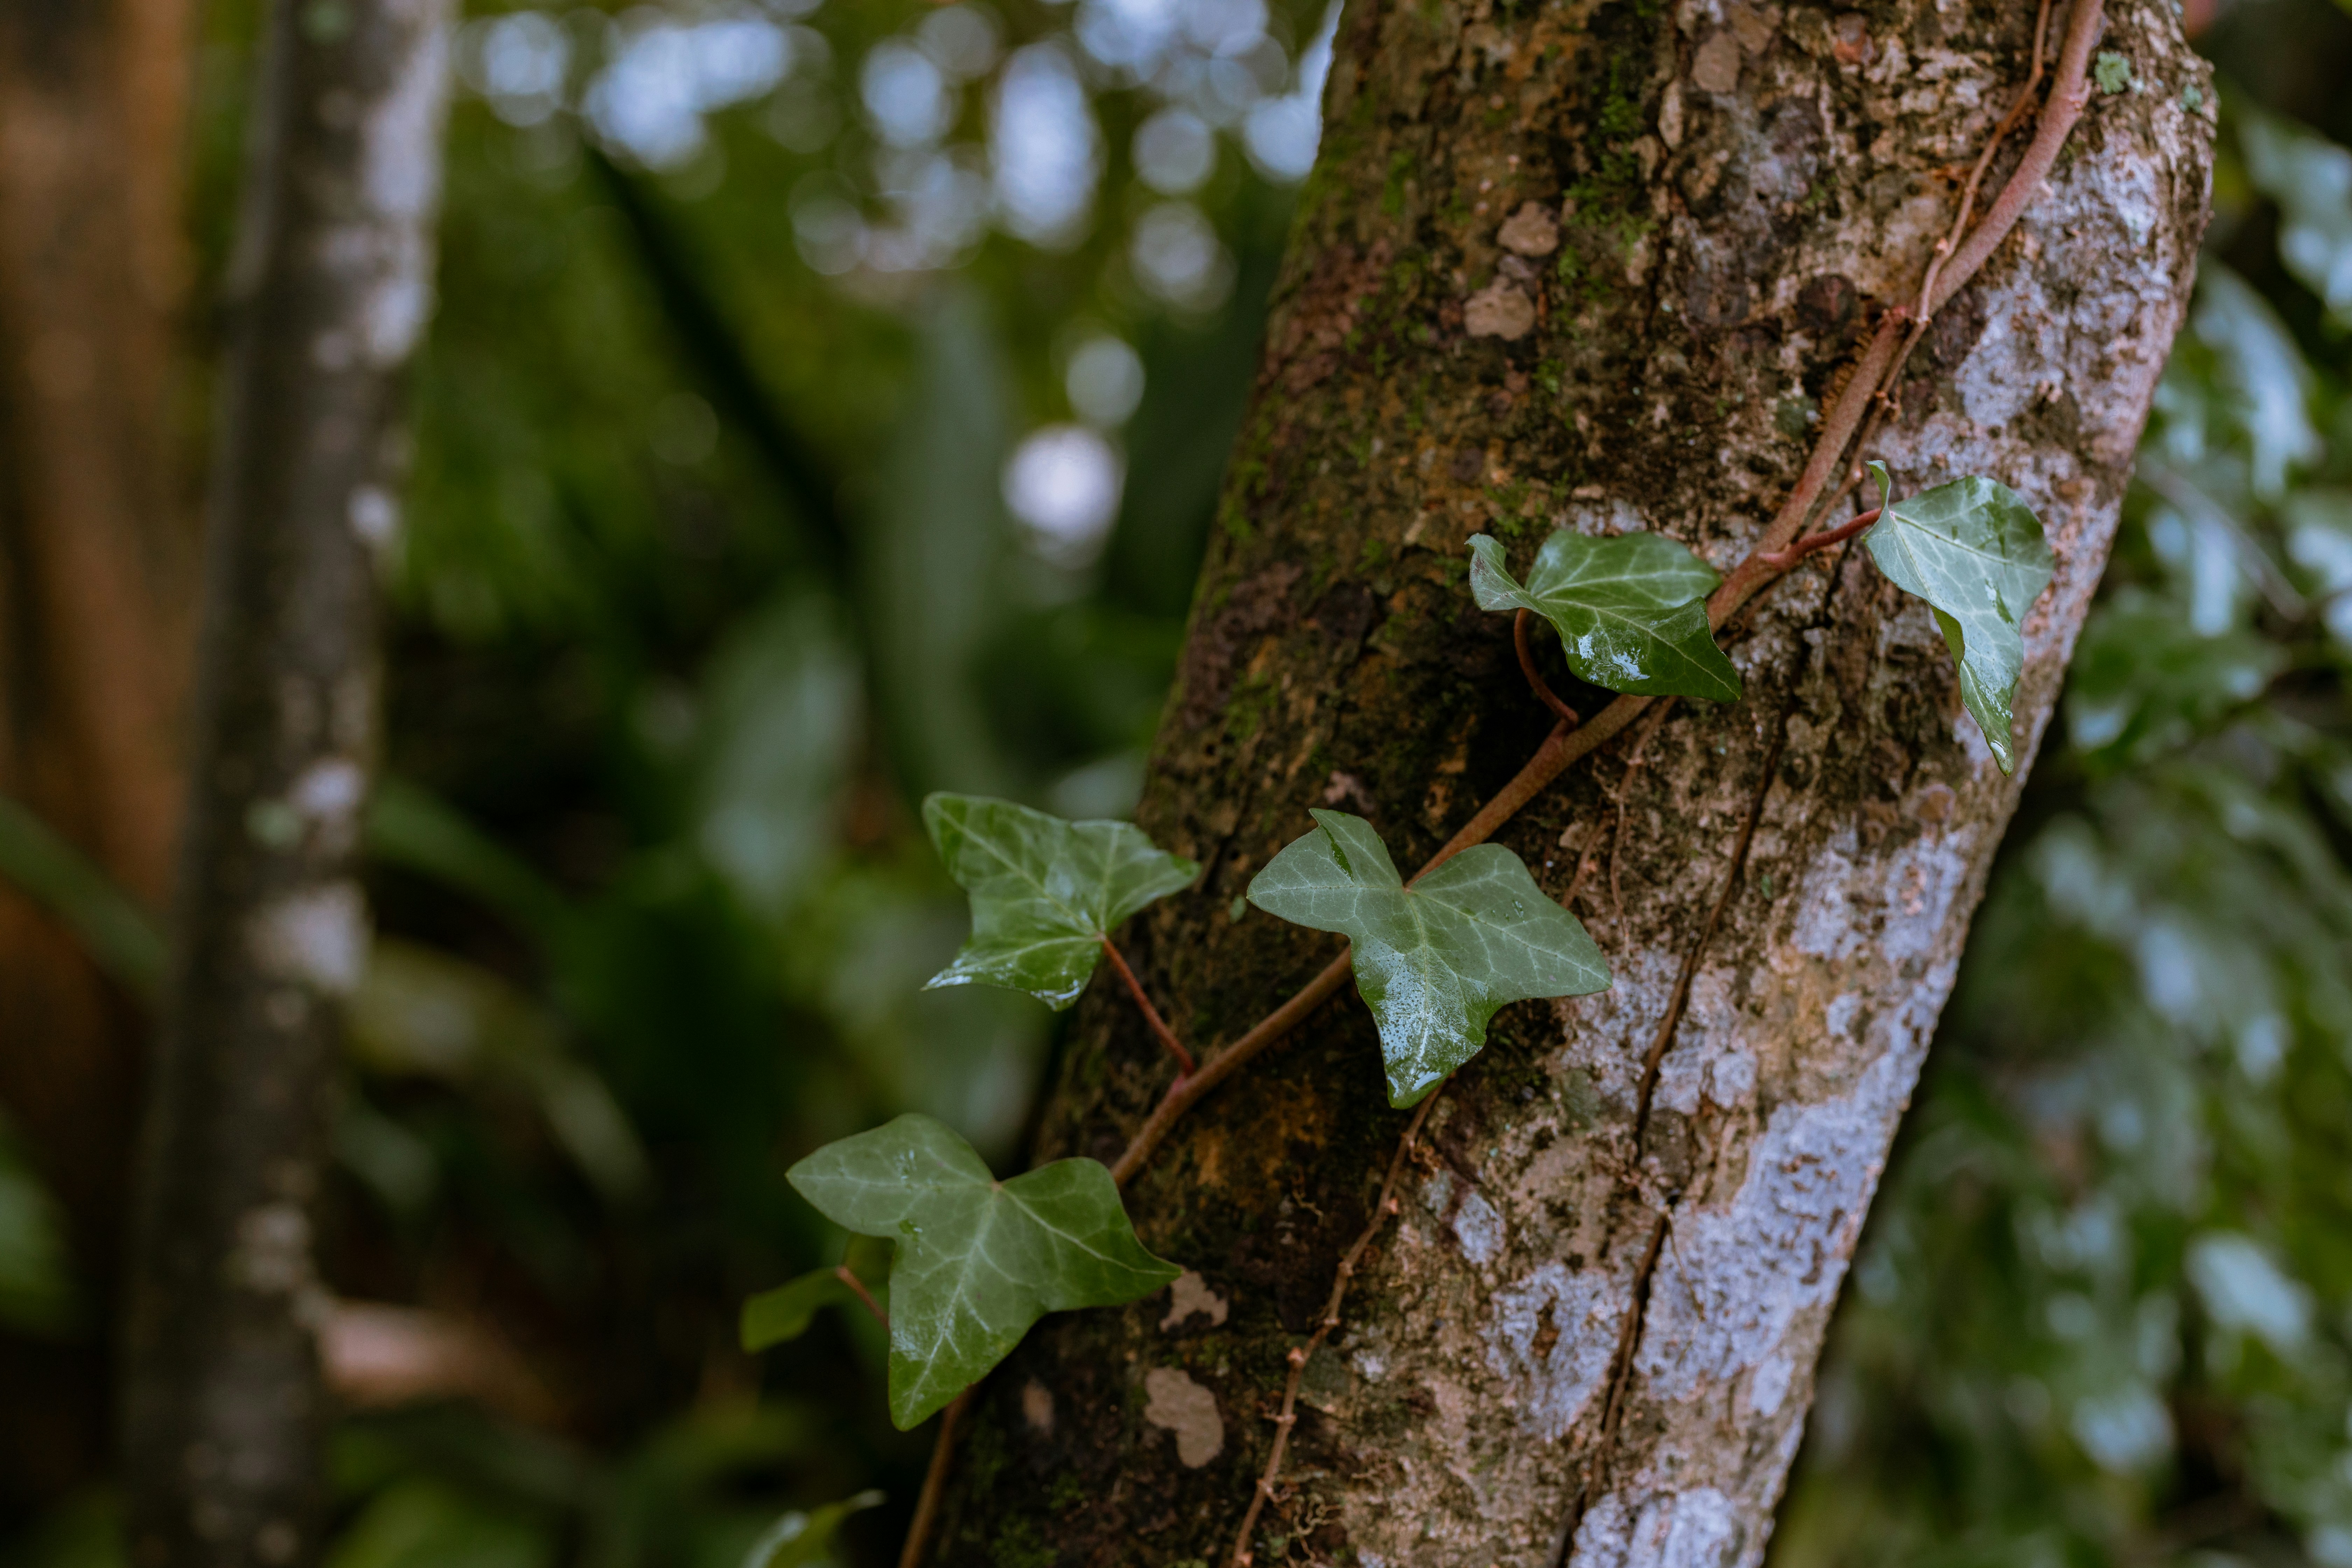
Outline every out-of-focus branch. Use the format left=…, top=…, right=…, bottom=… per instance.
left=583, top=146, right=856, bottom=594
left=122, top=1, right=457, bottom=1564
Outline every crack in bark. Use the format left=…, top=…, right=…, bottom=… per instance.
left=1552, top=523, right=1869, bottom=1559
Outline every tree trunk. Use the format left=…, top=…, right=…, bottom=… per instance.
left=934, top=0, right=2210, bottom=1561
left=121, top=1, right=453, bottom=1564
left=0, top=0, right=196, bottom=1512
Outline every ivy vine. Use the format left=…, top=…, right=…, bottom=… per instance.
left=741, top=0, right=2115, bottom=1560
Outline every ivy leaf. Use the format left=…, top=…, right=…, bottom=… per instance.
left=1245, top=811, right=1611, bottom=1107
left=787, top=1114, right=1180, bottom=1428
left=739, top=1238, right=890, bottom=1351
left=1862, top=462, right=2056, bottom=774
left=741, top=1270, right=855, bottom=1351
left=742, top=1491, right=885, bottom=1568
left=923, top=793, right=1198, bottom=1009
left=1468, top=531, right=1741, bottom=702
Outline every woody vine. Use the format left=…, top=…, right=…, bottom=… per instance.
left=741, top=0, right=2109, bottom=1563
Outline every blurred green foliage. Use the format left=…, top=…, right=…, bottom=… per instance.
left=0, top=0, right=2348, bottom=1563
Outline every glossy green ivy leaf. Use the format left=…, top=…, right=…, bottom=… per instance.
left=739, top=1237, right=889, bottom=1352
left=1246, top=811, right=1611, bottom=1107
left=1862, top=462, right=2056, bottom=774
left=787, top=1114, right=1180, bottom=1428
left=1468, top=531, right=1741, bottom=702
left=743, top=1491, right=885, bottom=1568
left=922, top=793, right=1198, bottom=1009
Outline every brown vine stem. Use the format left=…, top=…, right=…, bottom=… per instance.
left=1755, top=507, right=1879, bottom=569
left=898, top=1388, right=971, bottom=1568
left=1515, top=609, right=1583, bottom=726
left=1101, top=936, right=1195, bottom=1077
left=1934, top=0, right=2103, bottom=318
left=1916, top=0, right=2055, bottom=321
left=1226, top=1086, right=1443, bottom=1568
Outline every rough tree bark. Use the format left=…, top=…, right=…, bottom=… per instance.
left=934, top=0, right=2209, bottom=1562
left=121, top=2, right=454, bottom=1564
left=0, top=0, right=196, bottom=1511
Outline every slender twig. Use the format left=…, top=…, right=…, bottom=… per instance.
left=1606, top=699, right=1676, bottom=946
left=1514, top=610, right=1582, bottom=726
left=1101, top=936, right=1195, bottom=1077
left=1560, top=706, right=1656, bottom=918
left=897, top=1389, right=971, bottom=1568
left=1578, top=1215, right=1669, bottom=1507
left=1227, top=1088, right=1443, bottom=1568
left=1560, top=818, right=1609, bottom=911
left=835, top=1265, right=888, bottom=1329
left=1710, top=315, right=1910, bottom=616
left=1630, top=721, right=1789, bottom=1142
left=1755, top=507, right=1880, bottom=569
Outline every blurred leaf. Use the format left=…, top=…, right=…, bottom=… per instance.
left=786, top=1113, right=1179, bottom=1428
left=0, top=1488, right=123, bottom=1568
left=742, top=1239, right=892, bottom=1352
left=1246, top=810, right=1611, bottom=1107
left=2241, top=107, right=2352, bottom=329
left=2065, top=590, right=2286, bottom=770
left=1863, top=463, right=2056, bottom=773
left=2283, top=488, right=2352, bottom=649
left=2192, top=264, right=2323, bottom=499
left=0, top=1116, right=74, bottom=1337
left=368, top=780, right=579, bottom=950
left=327, top=1480, right=553, bottom=1568
left=0, top=792, right=164, bottom=1000
left=691, top=594, right=859, bottom=922
left=740, top=1272, right=856, bottom=1351
left=352, top=939, right=650, bottom=1204
left=1466, top=530, right=1739, bottom=701
left=335, top=1097, right=440, bottom=1218
left=866, top=290, right=1020, bottom=799
left=738, top=1492, right=883, bottom=1568
left=921, top=793, right=1197, bottom=1009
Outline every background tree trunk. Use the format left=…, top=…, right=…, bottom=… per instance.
left=0, top=0, right=196, bottom=1515
left=121, top=1, right=453, bottom=1563
left=934, top=0, right=2210, bottom=1561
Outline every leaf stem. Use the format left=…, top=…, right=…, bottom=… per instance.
left=1226, top=1085, right=1442, bottom=1568
left=1111, top=951, right=1353, bottom=1184
left=1513, top=609, right=1582, bottom=726
left=897, top=1388, right=970, bottom=1568
left=1100, top=937, right=1195, bottom=1077
left=1755, top=507, right=1881, bottom=569
left=835, top=1265, right=888, bottom=1329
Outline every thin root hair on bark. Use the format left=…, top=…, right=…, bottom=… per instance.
left=1227, top=1087, right=1443, bottom=1568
